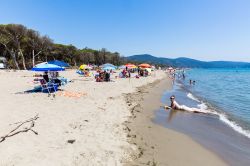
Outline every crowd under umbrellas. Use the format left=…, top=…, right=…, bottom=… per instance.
left=30, top=60, right=156, bottom=96
left=75, top=62, right=155, bottom=82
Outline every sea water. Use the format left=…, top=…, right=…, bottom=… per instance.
left=155, top=68, right=250, bottom=165
left=183, top=68, right=250, bottom=138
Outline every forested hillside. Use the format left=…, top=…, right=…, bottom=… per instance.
left=0, top=24, right=126, bottom=69
left=127, top=54, right=250, bottom=68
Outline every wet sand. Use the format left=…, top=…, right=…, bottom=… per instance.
left=124, top=78, right=227, bottom=166
left=156, top=88, right=250, bottom=166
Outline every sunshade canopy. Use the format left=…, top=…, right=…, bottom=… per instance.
left=118, top=65, right=126, bottom=69
left=103, top=66, right=116, bottom=70
left=125, top=63, right=137, bottom=69
left=79, top=64, right=92, bottom=70
left=48, top=60, right=70, bottom=67
left=138, top=63, right=151, bottom=68
left=32, top=62, right=65, bottom=71
left=100, top=63, right=116, bottom=68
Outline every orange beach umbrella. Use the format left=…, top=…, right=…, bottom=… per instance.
left=138, top=63, right=151, bottom=68
left=125, top=63, right=137, bottom=69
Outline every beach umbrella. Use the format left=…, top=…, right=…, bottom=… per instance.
left=125, top=63, right=137, bottom=69
left=103, top=66, right=116, bottom=71
left=102, top=63, right=115, bottom=67
left=32, top=62, right=65, bottom=71
left=79, top=64, right=87, bottom=70
left=100, top=63, right=116, bottom=69
left=118, top=65, right=126, bottom=69
left=138, top=63, right=151, bottom=68
left=79, top=64, right=92, bottom=70
left=48, top=60, right=70, bottom=68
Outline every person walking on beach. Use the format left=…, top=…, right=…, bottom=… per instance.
left=164, top=95, right=209, bottom=114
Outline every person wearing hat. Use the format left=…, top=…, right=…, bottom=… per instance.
left=164, top=95, right=209, bottom=114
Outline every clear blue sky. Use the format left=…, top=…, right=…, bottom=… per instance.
left=1, top=0, right=250, bottom=62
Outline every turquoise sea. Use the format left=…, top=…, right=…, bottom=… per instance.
left=155, top=68, right=250, bottom=165
left=184, top=68, right=250, bottom=137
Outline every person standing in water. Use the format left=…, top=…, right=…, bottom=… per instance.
left=164, top=95, right=209, bottom=114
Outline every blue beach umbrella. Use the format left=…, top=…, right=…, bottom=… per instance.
left=101, top=63, right=116, bottom=68
left=103, top=66, right=116, bottom=71
left=32, top=62, right=65, bottom=71
left=118, top=65, right=126, bottom=69
left=48, top=60, right=70, bottom=67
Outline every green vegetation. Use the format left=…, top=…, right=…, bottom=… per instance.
left=0, top=24, right=127, bottom=69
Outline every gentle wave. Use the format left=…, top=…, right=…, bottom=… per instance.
left=187, top=93, right=200, bottom=102
left=219, top=114, right=250, bottom=139
left=197, top=103, right=208, bottom=110
left=186, top=92, right=250, bottom=139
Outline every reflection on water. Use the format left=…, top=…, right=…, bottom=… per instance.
left=167, top=109, right=178, bottom=123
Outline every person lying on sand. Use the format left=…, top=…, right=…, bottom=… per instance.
left=164, top=95, right=209, bottom=114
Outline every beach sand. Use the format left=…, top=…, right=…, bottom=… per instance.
left=0, top=69, right=226, bottom=165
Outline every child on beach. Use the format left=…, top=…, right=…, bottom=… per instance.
left=164, top=95, right=209, bottom=114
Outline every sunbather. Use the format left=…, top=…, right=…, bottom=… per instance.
left=164, top=95, right=209, bottom=114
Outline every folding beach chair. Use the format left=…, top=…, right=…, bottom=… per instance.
left=39, top=79, right=58, bottom=96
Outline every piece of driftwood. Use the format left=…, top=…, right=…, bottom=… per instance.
left=0, top=114, right=39, bottom=143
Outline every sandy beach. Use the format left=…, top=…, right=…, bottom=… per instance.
left=0, top=69, right=226, bottom=165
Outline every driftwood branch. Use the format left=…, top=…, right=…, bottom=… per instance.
left=0, top=114, right=39, bottom=143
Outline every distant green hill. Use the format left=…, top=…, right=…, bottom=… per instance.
left=127, top=54, right=250, bottom=68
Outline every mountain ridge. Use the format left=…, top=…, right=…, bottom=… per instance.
left=126, top=54, right=250, bottom=68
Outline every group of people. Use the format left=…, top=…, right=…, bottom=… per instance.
left=43, top=71, right=63, bottom=86
left=120, top=69, right=131, bottom=78
left=95, top=70, right=111, bottom=82
left=119, top=67, right=150, bottom=78
left=138, top=68, right=149, bottom=77
left=189, top=79, right=196, bottom=85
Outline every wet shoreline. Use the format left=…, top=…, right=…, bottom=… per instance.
left=155, top=85, right=250, bottom=166
left=124, top=77, right=226, bottom=166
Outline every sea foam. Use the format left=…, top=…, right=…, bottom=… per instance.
left=197, top=103, right=208, bottom=110
left=187, top=93, right=200, bottom=102
left=219, top=113, right=250, bottom=139
left=187, top=93, right=250, bottom=139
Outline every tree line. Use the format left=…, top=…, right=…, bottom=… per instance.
left=0, top=24, right=128, bottom=70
